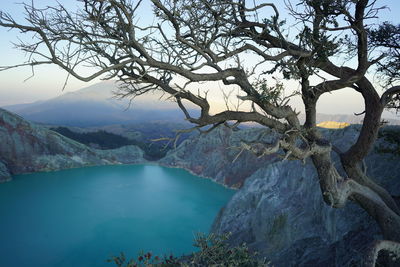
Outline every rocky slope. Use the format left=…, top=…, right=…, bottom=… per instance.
left=159, top=126, right=281, bottom=188
left=162, top=125, right=400, bottom=266
left=0, top=108, right=145, bottom=182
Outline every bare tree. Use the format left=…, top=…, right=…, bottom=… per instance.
left=1, top=0, right=400, bottom=265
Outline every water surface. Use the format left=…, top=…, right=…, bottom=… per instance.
left=0, top=164, right=234, bottom=267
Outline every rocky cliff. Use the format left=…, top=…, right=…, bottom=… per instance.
left=162, top=124, right=400, bottom=266
left=159, top=126, right=281, bottom=188
left=0, top=108, right=145, bottom=182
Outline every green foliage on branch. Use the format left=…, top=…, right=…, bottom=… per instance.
left=254, top=79, right=284, bottom=105
left=369, top=22, right=400, bottom=86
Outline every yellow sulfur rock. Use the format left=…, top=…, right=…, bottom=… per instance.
left=317, top=121, right=350, bottom=129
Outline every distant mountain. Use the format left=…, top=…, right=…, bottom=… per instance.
left=4, top=81, right=399, bottom=127
left=299, top=113, right=400, bottom=125
left=3, top=81, right=198, bottom=127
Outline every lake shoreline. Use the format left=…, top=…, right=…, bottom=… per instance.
left=7, top=161, right=239, bottom=190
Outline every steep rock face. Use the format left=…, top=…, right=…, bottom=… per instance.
left=211, top=126, right=400, bottom=266
left=0, top=161, right=11, bottom=182
left=160, top=126, right=280, bottom=188
left=0, top=108, right=145, bottom=181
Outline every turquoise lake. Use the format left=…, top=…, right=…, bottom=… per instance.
left=0, top=164, right=234, bottom=267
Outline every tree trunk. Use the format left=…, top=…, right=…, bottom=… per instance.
left=311, top=150, right=400, bottom=266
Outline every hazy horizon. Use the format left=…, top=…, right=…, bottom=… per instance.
left=1, top=0, right=399, bottom=120
left=2, top=79, right=399, bottom=121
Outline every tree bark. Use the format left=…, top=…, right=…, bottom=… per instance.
left=312, top=150, right=400, bottom=265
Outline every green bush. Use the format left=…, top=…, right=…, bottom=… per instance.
left=107, top=233, right=269, bottom=267
left=107, top=251, right=180, bottom=267
left=188, top=232, right=268, bottom=266
left=50, top=127, right=169, bottom=160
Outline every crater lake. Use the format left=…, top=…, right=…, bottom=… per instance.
left=0, top=164, right=234, bottom=267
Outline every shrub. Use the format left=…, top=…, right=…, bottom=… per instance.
left=107, top=233, right=269, bottom=266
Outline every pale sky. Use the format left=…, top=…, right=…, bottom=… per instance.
left=0, top=0, right=399, bottom=118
